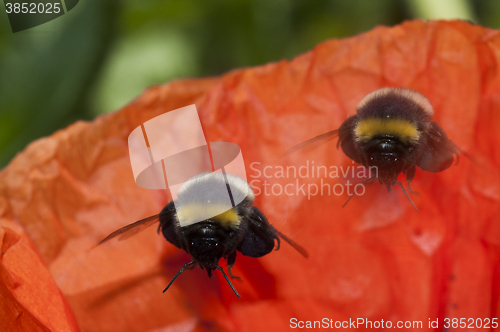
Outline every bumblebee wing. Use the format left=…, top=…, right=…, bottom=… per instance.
left=98, top=214, right=160, bottom=245
left=276, top=230, right=308, bottom=258
left=336, top=115, right=362, bottom=163
left=281, top=115, right=361, bottom=164
left=281, top=129, right=339, bottom=157
left=238, top=207, right=308, bottom=258
left=237, top=207, right=279, bottom=258
left=159, top=202, right=182, bottom=248
left=416, top=122, right=461, bottom=173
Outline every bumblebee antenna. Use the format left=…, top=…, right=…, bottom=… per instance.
left=216, top=266, right=241, bottom=298
left=395, top=180, right=420, bottom=213
left=342, top=175, right=376, bottom=208
left=163, top=261, right=196, bottom=293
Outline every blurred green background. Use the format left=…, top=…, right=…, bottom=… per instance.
left=0, top=0, right=499, bottom=168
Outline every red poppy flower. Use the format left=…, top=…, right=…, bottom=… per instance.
left=1, top=20, right=499, bottom=331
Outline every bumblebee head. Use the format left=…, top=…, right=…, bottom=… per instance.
left=189, top=239, right=225, bottom=267
left=361, top=134, right=413, bottom=184
left=184, top=222, right=226, bottom=272
left=364, top=134, right=409, bottom=162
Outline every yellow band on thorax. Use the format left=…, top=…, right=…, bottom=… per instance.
left=354, top=117, right=420, bottom=144
left=177, top=203, right=240, bottom=227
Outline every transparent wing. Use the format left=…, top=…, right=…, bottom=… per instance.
left=416, top=122, right=462, bottom=173
left=276, top=230, right=309, bottom=258
left=98, top=214, right=160, bottom=245
left=281, top=129, right=339, bottom=157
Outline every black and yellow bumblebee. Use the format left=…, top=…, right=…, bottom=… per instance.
left=99, top=172, right=307, bottom=298
left=283, top=87, right=463, bottom=211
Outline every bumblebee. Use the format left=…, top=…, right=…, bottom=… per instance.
left=283, top=87, right=462, bottom=211
left=99, top=173, right=307, bottom=298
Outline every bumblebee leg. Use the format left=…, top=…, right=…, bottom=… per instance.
left=185, top=263, right=197, bottom=271
left=163, top=260, right=196, bottom=293
left=395, top=180, right=419, bottom=213
left=407, top=182, right=420, bottom=196
left=216, top=266, right=240, bottom=298
left=228, top=267, right=241, bottom=281
left=405, top=166, right=420, bottom=195
left=274, top=236, right=281, bottom=251
left=342, top=175, right=377, bottom=208
left=227, top=251, right=241, bottom=281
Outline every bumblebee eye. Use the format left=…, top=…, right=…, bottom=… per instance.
left=190, top=241, right=195, bottom=247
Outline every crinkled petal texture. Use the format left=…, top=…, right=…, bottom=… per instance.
left=1, top=20, right=500, bottom=332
